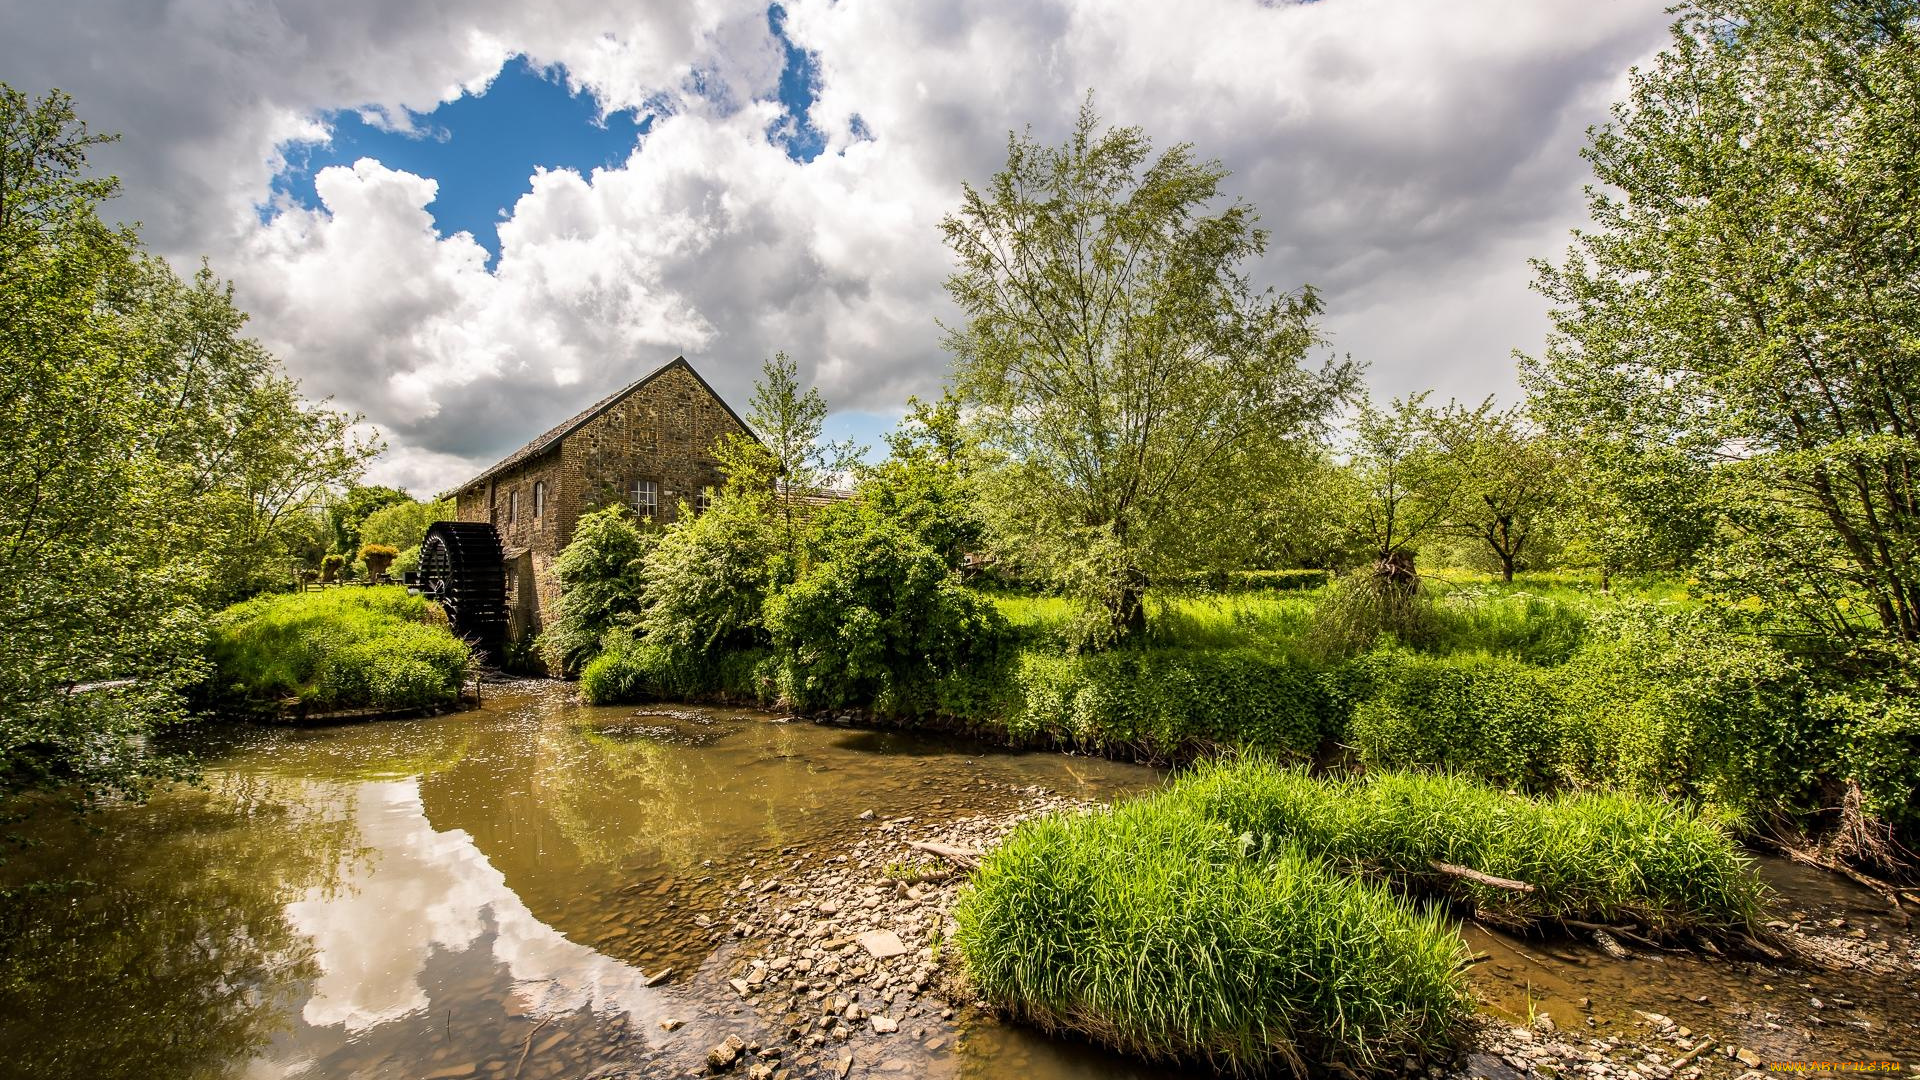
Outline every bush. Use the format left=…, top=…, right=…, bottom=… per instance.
left=544, top=506, right=654, bottom=676
left=1823, top=684, right=1920, bottom=836
left=634, top=492, right=779, bottom=664
left=208, top=587, right=470, bottom=711
left=990, top=648, right=1333, bottom=761
left=955, top=796, right=1472, bottom=1076
left=1348, top=650, right=1574, bottom=790
left=1168, top=761, right=1766, bottom=937
left=766, top=505, right=1011, bottom=713
left=579, top=629, right=772, bottom=706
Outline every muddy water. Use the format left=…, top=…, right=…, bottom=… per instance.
left=2, top=681, right=1914, bottom=1079
left=0, top=681, right=1164, bottom=1080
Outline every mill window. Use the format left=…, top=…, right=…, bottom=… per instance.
left=631, top=480, right=658, bottom=519
left=507, top=489, right=518, bottom=524
left=533, top=481, right=546, bottom=519
left=695, top=488, right=715, bottom=515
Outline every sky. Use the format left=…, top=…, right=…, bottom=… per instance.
left=1, top=0, right=1674, bottom=495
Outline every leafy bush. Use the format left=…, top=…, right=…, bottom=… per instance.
left=766, top=505, right=1010, bottom=712
left=991, top=648, right=1333, bottom=762
left=543, top=506, right=654, bottom=676
left=208, top=587, right=470, bottom=711
left=1303, top=572, right=1439, bottom=659
left=1169, top=761, right=1766, bottom=937
left=634, top=492, right=779, bottom=665
left=1348, top=650, right=1573, bottom=790
left=578, top=630, right=772, bottom=705
left=955, top=796, right=1472, bottom=1076
left=1821, top=683, right=1920, bottom=835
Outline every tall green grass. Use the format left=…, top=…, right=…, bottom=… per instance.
left=955, top=796, right=1473, bottom=1076
left=208, top=587, right=472, bottom=712
left=1167, top=761, right=1767, bottom=937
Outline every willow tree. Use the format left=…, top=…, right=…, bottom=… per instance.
left=1525, top=1, right=1920, bottom=642
left=942, top=98, right=1355, bottom=641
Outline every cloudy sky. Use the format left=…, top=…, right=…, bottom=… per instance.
left=4, top=0, right=1673, bottom=494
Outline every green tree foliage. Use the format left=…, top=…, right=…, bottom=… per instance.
left=1426, top=400, right=1570, bottom=583
left=543, top=506, right=654, bottom=676
left=726, top=351, right=859, bottom=560
left=633, top=487, right=781, bottom=665
left=943, top=97, right=1356, bottom=641
left=765, top=499, right=1009, bottom=712
left=357, top=495, right=454, bottom=576
left=327, top=485, right=410, bottom=560
left=0, top=85, right=374, bottom=818
left=1526, top=0, right=1920, bottom=642
left=857, top=393, right=985, bottom=568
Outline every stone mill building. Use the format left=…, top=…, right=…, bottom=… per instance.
left=448, top=355, right=752, bottom=641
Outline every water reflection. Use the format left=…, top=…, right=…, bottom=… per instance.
left=0, top=684, right=1164, bottom=1079
left=0, top=776, right=352, bottom=1080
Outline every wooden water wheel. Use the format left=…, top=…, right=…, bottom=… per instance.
left=417, top=521, right=508, bottom=660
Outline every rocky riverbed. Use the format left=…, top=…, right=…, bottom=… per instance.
left=633, top=783, right=1919, bottom=1080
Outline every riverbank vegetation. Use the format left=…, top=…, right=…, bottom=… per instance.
left=206, top=588, right=471, bottom=713
left=955, top=791, right=1475, bottom=1075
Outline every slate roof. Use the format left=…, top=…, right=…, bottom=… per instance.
left=449, top=355, right=754, bottom=495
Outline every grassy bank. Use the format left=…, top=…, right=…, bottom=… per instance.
left=953, top=761, right=1764, bottom=1074
left=207, top=587, right=472, bottom=713
left=1169, top=761, right=1766, bottom=938
left=954, top=794, right=1473, bottom=1076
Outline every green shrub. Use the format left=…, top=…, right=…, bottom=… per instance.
left=544, top=506, right=654, bottom=676
left=766, top=506, right=1011, bottom=713
left=991, top=648, right=1332, bottom=761
left=1348, top=650, right=1574, bottom=790
left=579, top=630, right=773, bottom=705
left=955, top=797, right=1472, bottom=1076
left=208, top=587, right=470, bottom=711
left=1169, top=761, right=1766, bottom=937
left=634, top=491, right=779, bottom=663
left=1822, top=684, right=1920, bottom=835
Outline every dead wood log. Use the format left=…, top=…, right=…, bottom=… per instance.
left=1673, top=1036, right=1716, bottom=1068
left=1430, top=860, right=1535, bottom=892
left=909, top=841, right=982, bottom=871
left=1778, top=845, right=1910, bottom=927
left=1588, top=928, right=1631, bottom=960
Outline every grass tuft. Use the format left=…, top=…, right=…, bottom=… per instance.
left=1168, top=760, right=1768, bottom=937
left=955, top=796, right=1474, bottom=1077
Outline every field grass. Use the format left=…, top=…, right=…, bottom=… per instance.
left=1166, top=760, right=1767, bottom=938
left=955, top=795, right=1473, bottom=1076
left=208, top=587, right=473, bottom=712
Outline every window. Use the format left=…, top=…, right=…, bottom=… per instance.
left=630, top=479, right=658, bottom=518
left=507, top=489, right=518, bottom=524
left=694, top=488, right=715, bottom=515
left=533, top=481, right=546, bottom=519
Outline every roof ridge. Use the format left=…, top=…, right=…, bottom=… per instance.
left=446, top=355, right=740, bottom=497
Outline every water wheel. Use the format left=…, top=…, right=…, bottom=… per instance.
left=417, top=521, right=508, bottom=660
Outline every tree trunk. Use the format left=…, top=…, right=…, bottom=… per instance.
left=1110, top=567, right=1149, bottom=641
left=1373, top=548, right=1418, bottom=597
left=1501, top=553, right=1515, bottom=584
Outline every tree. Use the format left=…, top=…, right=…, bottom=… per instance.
left=857, top=393, right=986, bottom=568
left=725, top=352, right=859, bottom=561
left=943, top=96, right=1356, bottom=640
left=358, top=496, right=454, bottom=576
left=328, top=485, right=410, bottom=559
left=1344, top=394, right=1461, bottom=589
left=0, top=84, right=376, bottom=822
left=1426, top=400, right=1570, bottom=583
left=1526, top=0, right=1920, bottom=641
left=544, top=506, right=654, bottom=676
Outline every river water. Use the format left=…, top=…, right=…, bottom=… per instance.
left=1, top=681, right=1914, bottom=1079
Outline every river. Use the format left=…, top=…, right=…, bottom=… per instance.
left=1, top=680, right=1914, bottom=1079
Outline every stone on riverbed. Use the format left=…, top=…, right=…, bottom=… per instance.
left=855, top=929, right=908, bottom=959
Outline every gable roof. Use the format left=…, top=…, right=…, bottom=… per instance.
left=449, top=355, right=753, bottom=495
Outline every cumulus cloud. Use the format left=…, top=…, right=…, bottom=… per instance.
left=3, top=0, right=1673, bottom=493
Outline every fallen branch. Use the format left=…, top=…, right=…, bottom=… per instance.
left=1457, top=952, right=1493, bottom=969
left=1777, top=846, right=1910, bottom=927
left=1736, top=932, right=1785, bottom=961
left=1561, top=918, right=1685, bottom=955
left=511, top=1017, right=550, bottom=1080
left=1673, top=1036, right=1717, bottom=1068
left=909, top=841, right=982, bottom=871
left=1430, top=860, right=1535, bottom=893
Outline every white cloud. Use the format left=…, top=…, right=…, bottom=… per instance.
left=4, top=0, right=1673, bottom=494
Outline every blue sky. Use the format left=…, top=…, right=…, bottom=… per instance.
left=267, top=5, right=827, bottom=268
